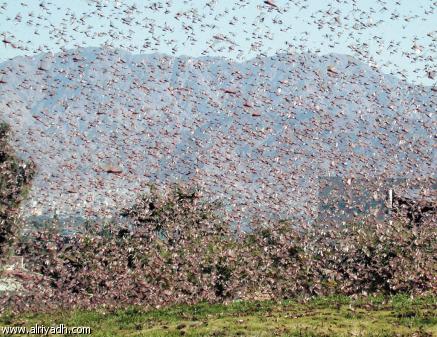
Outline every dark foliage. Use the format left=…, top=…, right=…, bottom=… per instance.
left=2, top=184, right=434, bottom=313
left=0, top=122, right=35, bottom=257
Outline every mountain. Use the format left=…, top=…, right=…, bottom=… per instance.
left=0, top=47, right=435, bottom=224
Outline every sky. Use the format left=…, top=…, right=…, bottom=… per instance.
left=0, top=0, right=436, bottom=85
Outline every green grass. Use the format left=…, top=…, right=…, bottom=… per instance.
left=1, top=295, right=436, bottom=336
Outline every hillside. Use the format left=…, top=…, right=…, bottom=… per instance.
left=0, top=47, right=435, bottom=222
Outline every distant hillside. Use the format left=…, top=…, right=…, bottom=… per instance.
left=0, top=47, right=435, bottom=223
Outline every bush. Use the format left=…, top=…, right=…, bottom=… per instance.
left=4, top=184, right=436, bottom=313
left=307, top=221, right=436, bottom=296
left=0, top=122, right=35, bottom=257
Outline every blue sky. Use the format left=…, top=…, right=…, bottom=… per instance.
left=0, top=0, right=435, bottom=85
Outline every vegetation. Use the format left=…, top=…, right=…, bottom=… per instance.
left=0, top=122, right=35, bottom=257
left=0, top=122, right=435, bottom=337
left=1, top=295, right=435, bottom=336
left=1, top=183, right=433, bottom=313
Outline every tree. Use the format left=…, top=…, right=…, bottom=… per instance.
left=0, top=122, right=35, bottom=257
left=120, top=183, right=229, bottom=245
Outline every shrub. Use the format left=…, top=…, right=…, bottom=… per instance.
left=4, top=184, right=435, bottom=313
left=0, top=122, right=35, bottom=257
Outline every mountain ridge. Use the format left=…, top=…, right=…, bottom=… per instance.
left=0, top=47, right=435, bottom=223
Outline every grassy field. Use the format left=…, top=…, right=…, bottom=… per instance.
left=0, top=295, right=435, bottom=336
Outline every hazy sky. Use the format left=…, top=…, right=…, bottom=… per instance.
left=0, top=0, right=436, bottom=85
